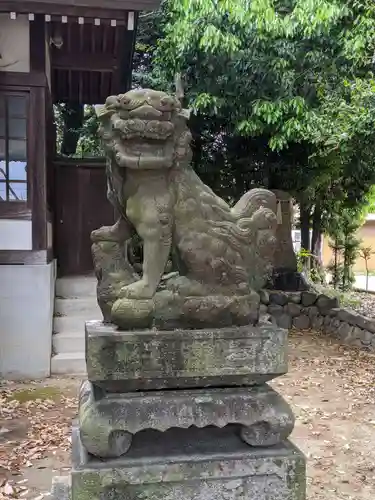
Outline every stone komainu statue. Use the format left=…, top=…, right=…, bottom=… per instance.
left=91, top=89, right=278, bottom=329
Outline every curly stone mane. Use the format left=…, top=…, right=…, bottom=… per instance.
left=170, top=164, right=277, bottom=290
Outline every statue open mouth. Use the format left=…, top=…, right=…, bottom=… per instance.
left=113, top=135, right=175, bottom=169
left=112, top=117, right=175, bottom=141
left=109, top=116, right=177, bottom=170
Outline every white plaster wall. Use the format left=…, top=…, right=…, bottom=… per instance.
left=0, top=261, right=56, bottom=379
left=0, top=15, right=30, bottom=73
left=0, top=219, right=32, bottom=250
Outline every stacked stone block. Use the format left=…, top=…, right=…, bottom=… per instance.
left=68, top=321, right=306, bottom=500
left=260, top=290, right=375, bottom=350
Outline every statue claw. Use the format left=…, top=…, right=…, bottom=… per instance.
left=120, top=280, right=155, bottom=299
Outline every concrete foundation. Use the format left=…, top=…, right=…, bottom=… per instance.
left=0, top=261, right=56, bottom=379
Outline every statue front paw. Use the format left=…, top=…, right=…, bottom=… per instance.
left=91, top=218, right=131, bottom=243
left=91, top=225, right=120, bottom=243
left=120, top=279, right=155, bottom=299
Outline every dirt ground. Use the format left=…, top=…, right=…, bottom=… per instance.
left=1, top=329, right=375, bottom=500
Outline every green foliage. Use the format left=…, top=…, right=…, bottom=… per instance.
left=359, top=245, right=374, bottom=262
left=326, top=207, right=363, bottom=290
left=363, top=186, right=375, bottom=213
left=52, top=0, right=375, bottom=252
left=296, top=248, right=312, bottom=273
left=133, top=9, right=170, bottom=90
left=296, top=247, right=325, bottom=284
left=154, top=0, right=375, bottom=210
left=54, top=104, right=103, bottom=158
left=76, top=106, right=103, bottom=157
left=157, top=0, right=375, bottom=145
left=313, top=284, right=361, bottom=309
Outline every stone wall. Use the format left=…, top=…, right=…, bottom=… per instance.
left=260, top=290, right=375, bottom=351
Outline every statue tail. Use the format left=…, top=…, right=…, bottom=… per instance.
left=232, top=188, right=277, bottom=222
left=232, top=188, right=278, bottom=289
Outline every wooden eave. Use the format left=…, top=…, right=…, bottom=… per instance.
left=50, top=19, right=137, bottom=103
left=0, top=0, right=160, bottom=104
left=0, top=0, right=161, bottom=16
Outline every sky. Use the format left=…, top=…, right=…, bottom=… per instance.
left=0, top=160, right=27, bottom=201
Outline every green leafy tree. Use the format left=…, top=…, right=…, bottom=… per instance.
left=54, top=104, right=103, bottom=158
left=326, top=206, right=364, bottom=290
left=359, top=245, right=375, bottom=290
left=154, top=0, right=375, bottom=252
left=133, top=9, right=169, bottom=90
left=52, top=0, right=375, bottom=269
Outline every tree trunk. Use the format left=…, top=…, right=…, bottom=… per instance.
left=61, top=103, right=84, bottom=156
left=299, top=200, right=311, bottom=272
left=300, top=203, right=311, bottom=252
left=311, top=203, right=324, bottom=280
left=189, top=114, right=202, bottom=170
left=311, top=203, right=322, bottom=260
left=333, top=241, right=338, bottom=289
left=343, top=234, right=349, bottom=290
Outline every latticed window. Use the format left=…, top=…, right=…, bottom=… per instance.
left=0, top=93, right=28, bottom=202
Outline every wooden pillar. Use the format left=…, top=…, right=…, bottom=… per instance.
left=30, top=14, right=46, bottom=73
left=117, top=11, right=139, bottom=93
left=29, top=15, right=48, bottom=250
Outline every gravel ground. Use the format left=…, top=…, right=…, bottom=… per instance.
left=314, top=281, right=375, bottom=318
left=345, top=291, right=375, bottom=318
left=1, top=330, right=375, bottom=500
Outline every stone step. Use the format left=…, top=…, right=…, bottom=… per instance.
left=53, top=315, right=101, bottom=334
left=54, top=297, right=99, bottom=316
left=51, top=352, right=86, bottom=375
left=55, top=276, right=97, bottom=299
left=53, top=331, right=85, bottom=354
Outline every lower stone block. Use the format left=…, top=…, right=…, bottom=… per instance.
left=51, top=476, right=71, bottom=500
left=72, top=424, right=306, bottom=500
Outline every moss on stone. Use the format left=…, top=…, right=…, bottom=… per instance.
left=185, top=341, right=216, bottom=373
left=10, top=387, right=62, bottom=403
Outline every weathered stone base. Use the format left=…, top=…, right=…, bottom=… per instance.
left=79, top=381, right=295, bottom=457
left=85, top=321, right=288, bottom=392
left=72, top=424, right=306, bottom=500
left=111, top=289, right=260, bottom=330
left=51, top=476, right=71, bottom=500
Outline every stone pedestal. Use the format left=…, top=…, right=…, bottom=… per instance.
left=85, top=321, right=288, bottom=391
left=53, top=321, right=306, bottom=500
left=72, top=425, right=305, bottom=500
left=79, top=382, right=295, bottom=457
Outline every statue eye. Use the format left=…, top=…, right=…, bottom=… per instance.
left=105, top=95, right=119, bottom=108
